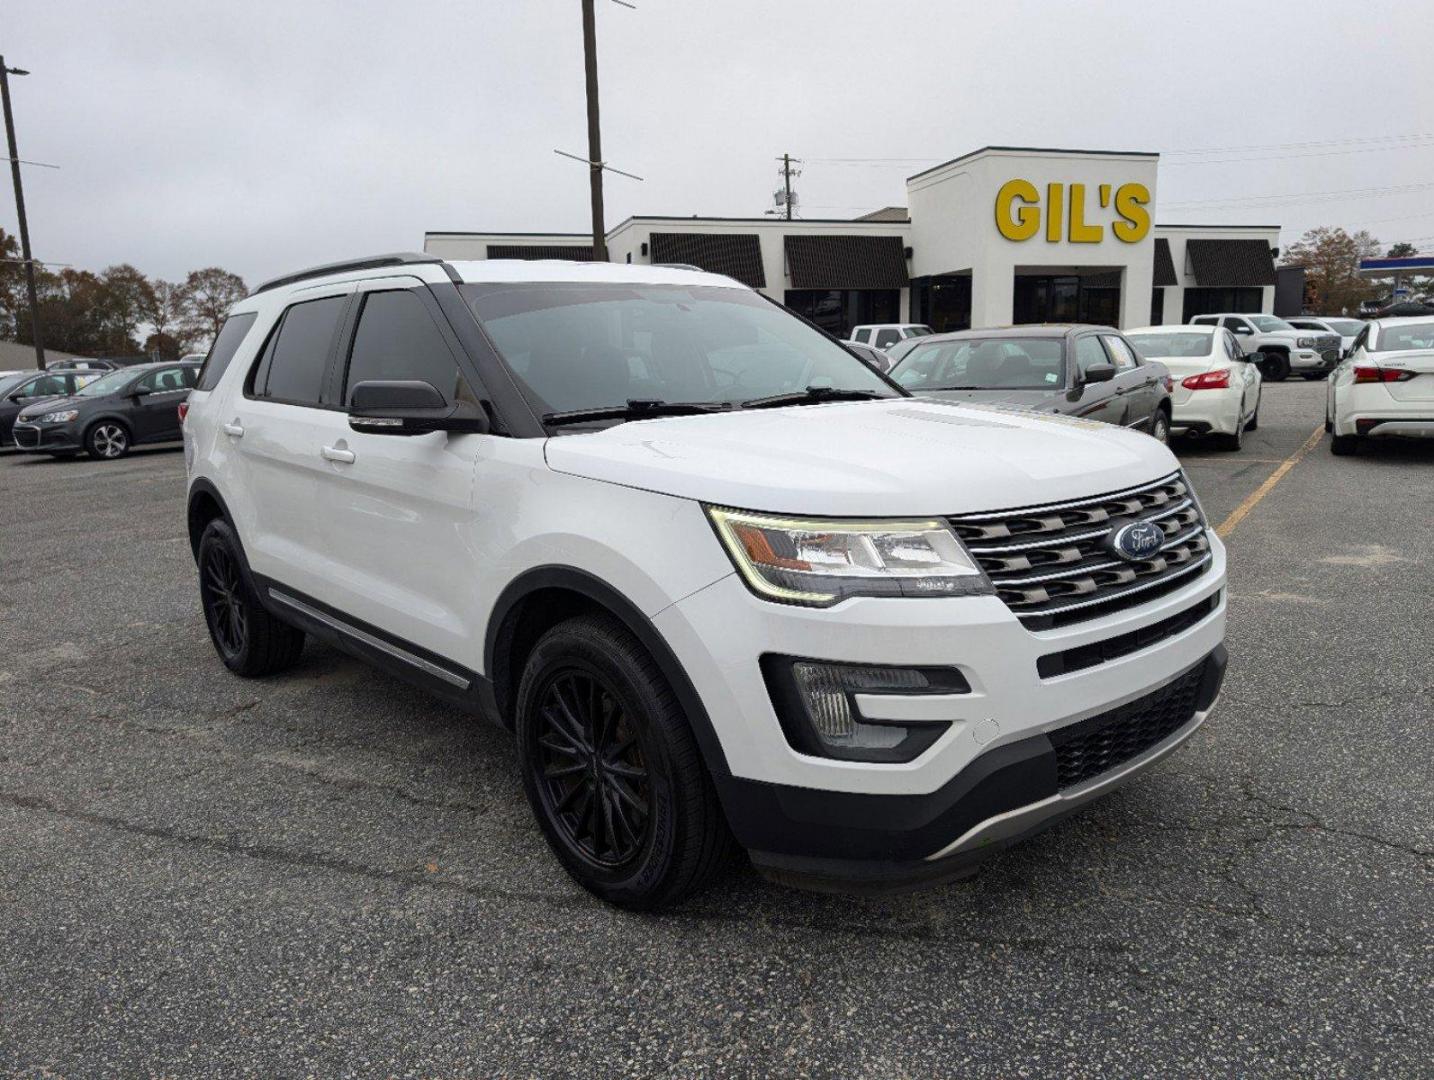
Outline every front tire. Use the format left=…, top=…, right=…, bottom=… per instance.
left=198, top=519, right=306, bottom=676
left=1262, top=352, right=1291, bottom=382
left=85, top=421, right=130, bottom=460
left=515, top=614, right=732, bottom=910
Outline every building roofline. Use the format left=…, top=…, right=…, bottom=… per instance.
left=1155, top=222, right=1282, bottom=230
left=610, top=215, right=908, bottom=226
left=425, top=231, right=592, bottom=239
left=906, top=145, right=1160, bottom=182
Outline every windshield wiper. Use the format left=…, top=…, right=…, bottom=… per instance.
left=542, top=398, right=732, bottom=428
left=741, top=386, right=887, bottom=410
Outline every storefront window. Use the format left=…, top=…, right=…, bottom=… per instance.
left=783, top=290, right=899, bottom=338
left=1013, top=275, right=1121, bottom=326
left=1181, top=287, right=1264, bottom=322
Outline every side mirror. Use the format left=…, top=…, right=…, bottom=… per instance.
left=1081, top=363, right=1117, bottom=384
left=348, top=379, right=490, bottom=436
left=1233, top=325, right=1253, bottom=335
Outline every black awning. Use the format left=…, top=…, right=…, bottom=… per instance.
left=784, top=235, right=909, bottom=289
left=1153, top=238, right=1178, bottom=287
left=1185, top=239, right=1276, bottom=286
left=486, top=244, right=595, bottom=261
left=648, top=233, right=766, bottom=288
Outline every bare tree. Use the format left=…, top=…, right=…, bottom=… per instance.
left=181, top=267, right=248, bottom=349
left=140, top=279, right=193, bottom=359
left=1281, top=227, right=1381, bottom=314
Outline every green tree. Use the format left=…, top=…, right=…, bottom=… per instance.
left=1281, top=227, right=1380, bottom=315
left=181, top=267, right=247, bottom=349
left=1387, top=242, right=1418, bottom=258
left=99, top=264, right=156, bottom=352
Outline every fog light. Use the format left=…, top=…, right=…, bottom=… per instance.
left=764, top=657, right=968, bottom=763
left=792, top=663, right=927, bottom=750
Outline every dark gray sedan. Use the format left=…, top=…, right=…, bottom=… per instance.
left=889, top=324, right=1173, bottom=442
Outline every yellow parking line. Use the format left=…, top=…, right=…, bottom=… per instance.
left=1215, top=425, right=1325, bottom=539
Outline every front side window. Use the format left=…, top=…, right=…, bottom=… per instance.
left=1222, top=317, right=1252, bottom=333
left=136, top=367, right=190, bottom=394
left=197, top=312, right=258, bottom=391
left=894, top=337, right=1065, bottom=390
left=15, top=373, right=69, bottom=399
left=1248, top=315, right=1296, bottom=333
left=1101, top=336, right=1140, bottom=370
left=463, top=283, right=896, bottom=422
left=1074, top=336, right=1110, bottom=377
left=344, top=290, right=464, bottom=402
left=259, top=295, right=346, bottom=406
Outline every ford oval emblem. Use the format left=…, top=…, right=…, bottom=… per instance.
left=1111, top=520, right=1164, bottom=562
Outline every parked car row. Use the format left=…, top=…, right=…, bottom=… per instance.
left=1326, top=315, right=1434, bottom=455
left=5, top=361, right=199, bottom=459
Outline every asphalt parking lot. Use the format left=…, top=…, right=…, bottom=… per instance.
left=1, top=380, right=1430, bottom=1078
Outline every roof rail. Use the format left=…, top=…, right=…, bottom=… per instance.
left=250, top=252, right=448, bottom=296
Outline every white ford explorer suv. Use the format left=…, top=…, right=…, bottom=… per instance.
left=184, top=254, right=1228, bottom=909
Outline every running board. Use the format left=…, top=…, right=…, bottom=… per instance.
left=266, top=588, right=471, bottom=690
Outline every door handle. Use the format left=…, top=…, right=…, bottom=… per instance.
left=322, top=445, right=356, bottom=464
left=222, top=421, right=244, bottom=437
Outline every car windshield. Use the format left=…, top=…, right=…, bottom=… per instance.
left=1373, top=320, right=1434, bottom=352
left=73, top=369, right=136, bottom=396
left=1126, top=332, right=1214, bottom=358
left=1324, top=319, right=1363, bottom=335
left=462, top=282, right=899, bottom=422
left=1249, top=315, right=1295, bottom=332
left=891, top=337, right=1065, bottom=391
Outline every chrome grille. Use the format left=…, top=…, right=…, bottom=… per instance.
left=1317, top=333, right=1341, bottom=363
left=950, top=473, right=1211, bottom=629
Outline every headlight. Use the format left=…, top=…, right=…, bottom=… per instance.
left=1297, top=337, right=1315, bottom=349
left=39, top=409, right=79, bottom=424
left=707, top=507, right=990, bottom=606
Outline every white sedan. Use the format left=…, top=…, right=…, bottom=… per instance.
left=1327, top=316, right=1434, bottom=455
left=1126, top=325, right=1262, bottom=450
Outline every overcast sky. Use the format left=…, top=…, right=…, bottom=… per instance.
left=8, top=0, right=1434, bottom=287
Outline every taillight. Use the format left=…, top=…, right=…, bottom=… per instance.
left=1181, top=368, right=1231, bottom=391
left=177, top=401, right=189, bottom=423
left=1353, top=365, right=1416, bottom=384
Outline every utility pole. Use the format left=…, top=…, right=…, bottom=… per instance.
left=580, top=0, right=608, bottom=262
left=0, top=58, right=44, bottom=369
left=782, top=153, right=793, bottom=221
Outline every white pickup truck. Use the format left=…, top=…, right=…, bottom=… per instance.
left=1189, top=313, right=1340, bottom=381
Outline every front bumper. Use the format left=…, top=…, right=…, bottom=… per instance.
left=11, top=422, right=81, bottom=452
left=1290, top=349, right=1337, bottom=372
left=656, top=529, right=1227, bottom=886
left=742, top=647, right=1226, bottom=893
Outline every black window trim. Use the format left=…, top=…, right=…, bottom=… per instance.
left=336, top=279, right=477, bottom=409
left=242, top=288, right=355, bottom=412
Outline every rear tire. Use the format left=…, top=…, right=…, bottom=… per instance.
left=1330, top=433, right=1359, bottom=456
left=85, top=420, right=131, bottom=461
left=1261, top=352, right=1291, bottom=382
left=1149, top=410, right=1171, bottom=445
left=198, top=519, right=306, bottom=676
left=1214, top=422, right=1244, bottom=451
left=515, top=613, right=733, bottom=910
left=1246, top=405, right=1260, bottom=432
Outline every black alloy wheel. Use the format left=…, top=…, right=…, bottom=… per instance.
left=1262, top=353, right=1291, bottom=382
left=534, top=669, right=652, bottom=869
left=201, top=540, right=247, bottom=660
left=1150, top=410, right=1171, bottom=444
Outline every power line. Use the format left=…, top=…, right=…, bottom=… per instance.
left=1163, top=179, right=1434, bottom=209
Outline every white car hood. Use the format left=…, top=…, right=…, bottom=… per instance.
left=544, top=398, right=1180, bottom=517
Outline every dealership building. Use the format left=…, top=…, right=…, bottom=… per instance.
left=425, top=146, right=1284, bottom=337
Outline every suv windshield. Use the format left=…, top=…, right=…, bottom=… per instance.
left=1126, top=332, right=1213, bottom=358
left=892, top=337, right=1065, bottom=391
left=1249, top=315, right=1295, bottom=332
left=73, top=369, right=137, bottom=396
left=1323, top=319, right=1363, bottom=335
left=462, top=283, right=898, bottom=422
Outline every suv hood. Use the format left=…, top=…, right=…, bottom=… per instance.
left=544, top=398, right=1180, bottom=516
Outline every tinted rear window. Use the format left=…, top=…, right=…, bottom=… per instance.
left=261, top=297, right=346, bottom=405
left=197, top=312, right=258, bottom=391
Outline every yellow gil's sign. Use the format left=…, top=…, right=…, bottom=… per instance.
left=995, top=180, right=1150, bottom=244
